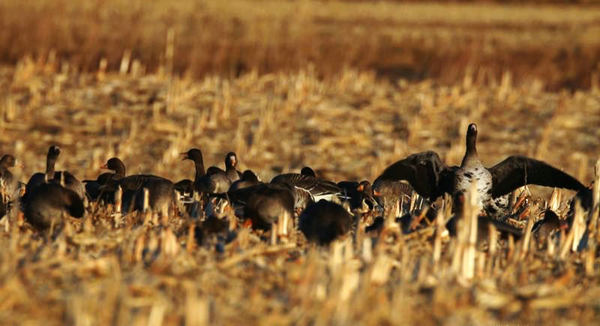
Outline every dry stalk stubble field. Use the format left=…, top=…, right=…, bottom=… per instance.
left=1, top=1, right=600, bottom=325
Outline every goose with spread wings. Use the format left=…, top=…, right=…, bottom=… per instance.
left=374, top=123, right=587, bottom=220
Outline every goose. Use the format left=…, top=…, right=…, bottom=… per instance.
left=224, top=152, right=242, bottom=182
left=181, top=148, right=231, bottom=194
left=23, top=183, right=85, bottom=231
left=229, top=170, right=260, bottom=192
left=300, top=166, right=316, bottom=177
left=337, top=180, right=377, bottom=212
left=241, top=182, right=295, bottom=230
left=299, top=200, right=353, bottom=245
left=0, top=154, right=18, bottom=193
left=98, top=157, right=174, bottom=215
left=374, top=123, right=586, bottom=222
left=84, top=157, right=126, bottom=202
left=0, top=154, right=20, bottom=219
left=271, top=172, right=341, bottom=210
left=24, top=145, right=86, bottom=202
left=24, top=145, right=61, bottom=198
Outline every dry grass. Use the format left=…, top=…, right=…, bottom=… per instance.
left=0, top=1, right=600, bottom=325
left=0, top=54, right=599, bottom=325
left=2, top=0, right=600, bottom=89
left=2, top=57, right=600, bottom=183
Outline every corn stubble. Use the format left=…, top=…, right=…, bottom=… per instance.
left=1, top=0, right=600, bottom=89
left=0, top=9, right=600, bottom=324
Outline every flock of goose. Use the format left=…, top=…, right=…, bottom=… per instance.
left=0, top=123, right=594, bottom=245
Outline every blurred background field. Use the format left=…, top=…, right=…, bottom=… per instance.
left=2, top=0, right=600, bottom=90
left=1, top=0, right=600, bottom=325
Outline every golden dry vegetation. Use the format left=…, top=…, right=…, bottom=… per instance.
left=1, top=1, right=600, bottom=325
left=2, top=0, right=600, bottom=89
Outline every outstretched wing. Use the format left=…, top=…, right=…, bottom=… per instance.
left=489, top=155, right=586, bottom=198
left=270, top=173, right=340, bottom=196
left=373, top=151, right=455, bottom=200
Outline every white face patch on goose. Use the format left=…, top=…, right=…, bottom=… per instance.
left=229, top=156, right=237, bottom=166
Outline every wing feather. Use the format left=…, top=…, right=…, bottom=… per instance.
left=489, top=156, right=585, bottom=198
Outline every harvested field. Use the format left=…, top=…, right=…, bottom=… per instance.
left=0, top=1, right=600, bottom=326
left=2, top=0, right=600, bottom=89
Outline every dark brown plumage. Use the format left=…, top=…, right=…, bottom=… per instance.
left=101, top=157, right=127, bottom=176
left=299, top=200, right=353, bottom=245
left=99, top=157, right=174, bottom=214
left=83, top=157, right=127, bottom=202
left=181, top=148, right=231, bottom=194
left=241, top=183, right=295, bottom=230
left=24, top=145, right=86, bottom=203
left=225, top=152, right=242, bottom=182
left=52, top=171, right=86, bottom=202
left=337, top=180, right=377, bottom=211
left=229, top=170, right=260, bottom=192
left=23, top=183, right=85, bottom=231
left=174, top=179, right=194, bottom=196
left=300, top=166, right=316, bottom=177
left=24, top=145, right=61, bottom=198
left=533, top=210, right=565, bottom=240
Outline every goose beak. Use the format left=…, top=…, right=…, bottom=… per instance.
left=357, top=184, right=364, bottom=192
left=100, top=163, right=108, bottom=169
left=180, top=152, right=189, bottom=160
left=373, top=190, right=382, bottom=197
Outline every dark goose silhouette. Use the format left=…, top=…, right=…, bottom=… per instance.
left=24, top=145, right=61, bottom=198
left=83, top=157, right=126, bottom=202
left=337, top=180, right=377, bottom=211
left=241, top=183, right=295, bottom=230
left=23, top=183, right=85, bottom=231
left=229, top=170, right=260, bottom=192
left=203, top=151, right=243, bottom=187
left=374, top=123, right=586, bottom=220
left=181, top=148, right=231, bottom=194
left=224, top=179, right=294, bottom=224
left=222, top=179, right=294, bottom=230
left=99, top=157, right=174, bottom=215
left=299, top=200, right=354, bottom=245
left=300, top=166, right=316, bottom=177
left=53, top=170, right=86, bottom=202
left=532, top=209, right=566, bottom=240
left=24, top=145, right=86, bottom=202
left=174, top=179, right=194, bottom=198
left=100, top=157, right=127, bottom=177
left=177, top=148, right=204, bottom=195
